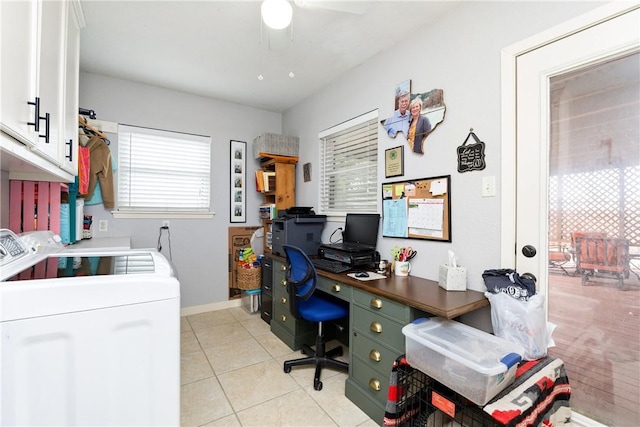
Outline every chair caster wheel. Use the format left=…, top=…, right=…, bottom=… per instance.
left=314, top=380, right=323, bottom=390
left=284, top=365, right=291, bottom=373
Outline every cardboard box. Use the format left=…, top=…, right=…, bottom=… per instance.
left=403, top=317, right=523, bottom=405
left=228, top=226, right=261, bottom=299
left=438, top=264, right=467, bottom=291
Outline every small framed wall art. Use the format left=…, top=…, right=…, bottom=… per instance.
left=230, top=140, right=246, bottom=223
left=385, top=145, right=404, bottom=178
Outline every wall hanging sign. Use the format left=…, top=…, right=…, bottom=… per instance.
left=230, top=140, right=246, bottom=223
left=381, top=175, right=451, bottom=242
left=457, top=129, right=486, bottom=173
left=385, top=146, right=404, bottom=178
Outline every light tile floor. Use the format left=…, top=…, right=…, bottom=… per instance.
left=180, top=307, right=379, bottom=426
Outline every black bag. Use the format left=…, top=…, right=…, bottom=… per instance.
left=482, top=268, right=535, bottom=301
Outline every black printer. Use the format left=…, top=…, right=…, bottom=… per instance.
left=271, top=207, right=326, bottom=256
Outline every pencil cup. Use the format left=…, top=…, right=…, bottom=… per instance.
left=394, top=261, right=411, bottom=277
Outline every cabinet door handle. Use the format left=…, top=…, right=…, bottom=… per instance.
left=27, top=97, right=40, bottom=132
left=65, top=139, right=73, bottom=161
left=332, top=284, right=341, bottom=293
left=370, top=298, right=383, bottom=309
left=369, top=378, right=381, bottom=391
left=38, top=112, right=50, bottom=143
left=280, top=297, right=287, bottom=304
left=369, top=350, right=381, bottom=362
left=370, top=321, right=383, bottom=333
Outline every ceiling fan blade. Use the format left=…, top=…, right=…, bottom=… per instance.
left=293, top=0, right=370, bottom=15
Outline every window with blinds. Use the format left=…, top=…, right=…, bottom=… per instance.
left=319, top=110, right=379, bottom=215
left=117, top=125, right=211, bottom=214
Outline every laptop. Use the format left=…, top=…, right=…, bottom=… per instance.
left=321, top=213, right=381, bottom=253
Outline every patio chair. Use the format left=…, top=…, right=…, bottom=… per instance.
left=574, top=236, right=630, bottom=290
left=570, top=232, right=607, bottom=274
left=548, top=244, right=572, bottom=276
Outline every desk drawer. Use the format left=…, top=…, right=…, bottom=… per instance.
left=351, top=353, right=392, bottom=408
left=352, top=287, right=407, bottom=321
left=352, top=305, right=405, bottom=351
left=317, top=276, right=351, bottom=301
left=273, top=303, right=295, bottom=334
left=352, top=330, right=402, bottom=376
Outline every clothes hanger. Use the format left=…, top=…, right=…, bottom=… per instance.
left=78, top=116, right=108, bottom=140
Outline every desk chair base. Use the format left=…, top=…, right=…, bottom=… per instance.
left=283, top=324, right=349, bottom=391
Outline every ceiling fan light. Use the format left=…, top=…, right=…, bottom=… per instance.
left=261, top=0, right=292, bottom=30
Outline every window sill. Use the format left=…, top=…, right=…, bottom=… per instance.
left=111, top=211, right=215, bottom=219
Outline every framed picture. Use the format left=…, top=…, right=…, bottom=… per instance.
left=230, top=140, right=246, bottom=223
left=385, top=145, right=404, bottom=178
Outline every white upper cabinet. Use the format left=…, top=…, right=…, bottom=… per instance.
left=0, top=0, right=39, bottom=145
left=60, top=2, right=84, bottom=175
left=34, top=0, right=67, bottom=163
left=0, top=0, right=83, bottom=182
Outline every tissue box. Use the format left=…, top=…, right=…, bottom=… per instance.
left=439, top=264, right=467, bottom=291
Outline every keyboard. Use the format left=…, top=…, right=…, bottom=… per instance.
left=312, top=258, right=351, bottom=274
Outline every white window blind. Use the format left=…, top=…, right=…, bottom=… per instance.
left=117, top=125, right=211, bottom=213
left=319, top=110, right=379, bottom=215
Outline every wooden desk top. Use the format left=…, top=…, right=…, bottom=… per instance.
left=272, top=256, right=488, bottom=319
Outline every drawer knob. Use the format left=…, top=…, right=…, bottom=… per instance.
left=332, top=284, right=341, bottom=292
left=280, top=297, right=287, bottom=304
left=369, top=350, right=381, bottom=362
left=369, top=378, right=381, bottom=391
left=280, top=265, right=287, bottom=271
left=280, top=279, right=287, bottom=286
left=370, top=321, right=383, bottom=333
left=280, top=314, right=287, bottom=322
left=370, top=298, right=383, bottom=309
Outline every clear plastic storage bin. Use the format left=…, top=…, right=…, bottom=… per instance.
left=402, top=317, right=523, bottom=405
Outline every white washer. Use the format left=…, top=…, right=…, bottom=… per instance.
left=0, top=229, right=180, bottom=426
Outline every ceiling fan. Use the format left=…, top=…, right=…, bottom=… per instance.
left=261, top=0, right=368, bottom=30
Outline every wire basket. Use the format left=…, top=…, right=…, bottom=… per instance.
left=236, top=266, right=262, bottom=290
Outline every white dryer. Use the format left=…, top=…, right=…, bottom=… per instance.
left=0, top=229, right=180, bottom=426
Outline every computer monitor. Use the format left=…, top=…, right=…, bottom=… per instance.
left=343, top=213, right=381, bottom=248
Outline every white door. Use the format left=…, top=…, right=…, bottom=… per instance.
left=503, top=3, right=640, bottom=425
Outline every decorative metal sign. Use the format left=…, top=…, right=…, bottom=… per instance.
left=457, top=129, right=486, bottom=173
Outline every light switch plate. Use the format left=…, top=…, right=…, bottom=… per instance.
left=482, top=176, right=496, bottom=197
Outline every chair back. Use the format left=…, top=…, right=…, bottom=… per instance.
left=283, top=245, right=318, bottom=319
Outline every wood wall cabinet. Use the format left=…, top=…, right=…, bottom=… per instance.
left=0, top=0, right=84, bottom=182
left=259, top=156, right=297, bottom=254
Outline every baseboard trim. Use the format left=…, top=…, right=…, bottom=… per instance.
left=571, top=411, right=608, bottom=427
left=181, top=299, right=241, bottom=317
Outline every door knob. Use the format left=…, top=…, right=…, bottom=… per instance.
left=522, top=245, right=537, bottom=258
left=521, top=272, right=537, bottom=283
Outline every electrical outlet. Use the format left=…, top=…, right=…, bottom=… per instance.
left=482, top=176, right=496, bottom=197
left=162, top=220, right=170, bottom=228
left=98, top=220, right=108, bottom=232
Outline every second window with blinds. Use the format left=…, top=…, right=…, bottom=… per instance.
left=318, top=110, right=379, bottom=216
left=117, top=124, right=212, bottom=217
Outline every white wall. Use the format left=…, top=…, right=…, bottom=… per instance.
left=79, top=72, right=281, bottom=308
left=283, top=1, right=604, bottom=326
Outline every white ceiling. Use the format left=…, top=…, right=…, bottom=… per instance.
left=79, top=1, right=461, bottom=113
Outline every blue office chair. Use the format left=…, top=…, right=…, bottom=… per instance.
left=282, top=245, right=349, bottom=391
